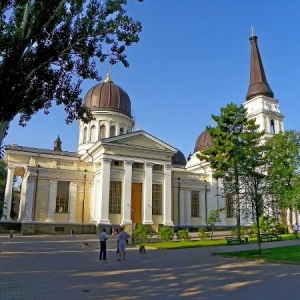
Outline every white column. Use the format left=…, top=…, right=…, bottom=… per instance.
left=186, top=190, right=192, bottom=226
left=116, top=121, right=120, bottom=136
left=143, top=163, right=153, bottom=224
left=69, top=182, right=77, bottom=223
left=179, top=189, right=185, bottom=225
left=23, top=176, right=37, bottom=222
left=122, top=160, right=133, bottom=224
left=163, top=164, right=173, bottom=226
left=1, top=166, right=15, bottom=220
left=106, top=120, right=110, bottom=138
left=18, top=176, right=26, bottom=221
left=47, top=180, right=57, bottom=222
left=98, top=158, right=111, bottom=224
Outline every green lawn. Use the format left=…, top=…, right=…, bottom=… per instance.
left=136, top=233, right=300, bottom=264
left=136, top=234, right=296, bottom=250
left=215, top=245, right=300, bottom=264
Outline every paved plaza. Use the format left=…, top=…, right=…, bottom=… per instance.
left=1, top=233, right=300, bottom=300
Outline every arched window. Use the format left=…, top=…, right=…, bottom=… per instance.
left=120, top=127, right=124, bottom=135
left=110, top=125, right=116, bottom=137
left=83, top=127, right=87, bottom=144
left=270, top=119, right=275, bottom=134
left=90, top=125, right=96, bottom=142
left=100, top=125, right=106, bottom=139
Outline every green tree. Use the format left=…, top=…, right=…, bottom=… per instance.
left=237, top=136, right=272, bottom=254
left=206, top=209, right=224, bottom=239
left=198, top=103, right=264, bottom=240
left=265, top=130, right=300, bottom=225
left=0, top=0, right=142, bottom=145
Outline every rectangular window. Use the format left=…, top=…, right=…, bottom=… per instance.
left=226, top=194, right=234, bottom=218
left=56, top=181, right=69, bottom=213
left=153, top=164, right=163, bottom=171
left=132, top=162, right=144, bottom=170
left=109, top=181, right=122, bottom=214
left=191, top=191, right=199, bottom=217
left=152, top=184, right=162, bottom=215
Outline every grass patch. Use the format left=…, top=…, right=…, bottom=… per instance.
left=136, top=234, right=295, bottom=250
left=215, top=245, right=300, bottom=264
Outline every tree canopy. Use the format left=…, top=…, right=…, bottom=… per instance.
left=266, top=130, right=300, bottom=212
left=198, top=103, right=264, bottom=240
left=198, top=102, right=276, bottom=253
left=0, top=0, right=142, bottom=144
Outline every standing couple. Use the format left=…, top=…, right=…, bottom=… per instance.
left=99, top=227, right=130, bottom=261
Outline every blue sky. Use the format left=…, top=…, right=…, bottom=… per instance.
left=5, top=0, right=300, bottom=158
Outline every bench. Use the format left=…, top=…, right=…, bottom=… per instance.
left=259, top=233, right=283, bottom=242
left=225, top=236, right=246, bottom=245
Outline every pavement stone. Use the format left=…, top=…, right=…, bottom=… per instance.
left=1, top=233, right=300, bottom=300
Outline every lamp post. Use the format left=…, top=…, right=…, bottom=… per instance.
left=131, top=208, right=135, bottom=244
left=178, top=178, right=180, bottom=226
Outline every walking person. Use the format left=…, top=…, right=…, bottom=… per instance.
left=293, top=222, right=299, bottom=239
left=9, top=229, right=14, bottom=241
left=117, top=227, right=130, bottom=261
left=99, top=228, right=108, bottom=260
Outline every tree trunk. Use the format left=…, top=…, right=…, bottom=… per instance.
left=0, top=120, right=9, bottom=149
left=235, top=174, right=241, bottom=240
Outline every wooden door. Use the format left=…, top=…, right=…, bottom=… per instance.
left=131, top=183, right=142, bottom=224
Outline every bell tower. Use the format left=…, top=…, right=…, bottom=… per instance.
left=243, top=28, right=284, bottom=138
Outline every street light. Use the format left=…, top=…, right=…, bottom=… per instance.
left=131, top=208, right=135, bottom=244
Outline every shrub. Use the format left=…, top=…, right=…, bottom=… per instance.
left=133, top=224, right=149, bottom=243
left=159, top=226, right=174, bottom=242
left=249, top=223, right=258, bottom=236
left=274, top=222, right=287, bottom=234
left=198, top=228, right=210, bottom=240
left=231, top=225, right=247, bottom=237
left=176, top=229, right=191, bottom=241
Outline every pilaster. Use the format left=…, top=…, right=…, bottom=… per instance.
left=47, top=180, right=57, bottom=222
left=143, top=163, right=154, bottom=224
left=122, top=160, right=133, bottom=224
left=163, top=164, right=173, bottom=226
left=98, top=158, right=111, bottom=224
left=69, top=182, right=77, bottom=223
left=186, top=190, right=192, bottom=226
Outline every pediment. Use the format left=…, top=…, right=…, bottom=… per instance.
left=101, top=131, right=177, bottom=153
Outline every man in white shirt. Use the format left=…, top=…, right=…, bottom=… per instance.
left=99, top=228, right=108, bottom=260
left=293, top=223, right=299, bottom=239
left=117, top=227, right=130, bottom=261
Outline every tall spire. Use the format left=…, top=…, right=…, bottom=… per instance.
left=246, top=28, right=274, bottom=101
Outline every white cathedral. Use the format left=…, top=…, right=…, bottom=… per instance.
left=2, top=32, right=287, bottom=235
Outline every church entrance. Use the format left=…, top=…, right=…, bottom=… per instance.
left=131, top=183, right=142, bottom=224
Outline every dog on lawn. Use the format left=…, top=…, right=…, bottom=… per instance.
left=138, top=245, right=146, bottom=257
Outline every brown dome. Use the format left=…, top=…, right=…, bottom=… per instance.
left=194, top=130, right=213, bottom=152
left=83, top=74, right=131, bottom=117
